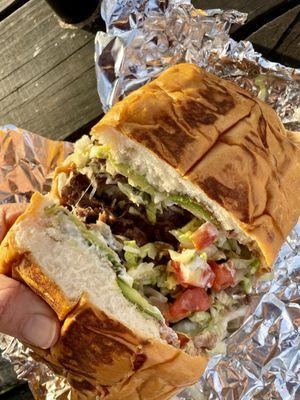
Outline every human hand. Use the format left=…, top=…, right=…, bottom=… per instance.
left=0, top=203, right=60, bottom=349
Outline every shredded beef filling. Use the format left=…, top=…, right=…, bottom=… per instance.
left=61, top=172, right=191, bottom=246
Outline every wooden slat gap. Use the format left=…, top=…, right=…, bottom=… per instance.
left=272, top=8, right=300, bottom=53
left=232, top=0, right=299, bottom=41
left=65, top=114, right=102, bottom=143
left=0, top=0, right=29, bottom=22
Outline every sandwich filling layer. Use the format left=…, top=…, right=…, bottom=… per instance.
left=13, top=196, right=170, bottom=341
left=56, top=136, right=261, bottom=351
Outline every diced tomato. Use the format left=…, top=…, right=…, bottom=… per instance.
left=192, top=222, right=218, bottom=250
left=171, top=260, right=215, bottom=289
left=171, top=260, right=183, bottom=280
left=164, top=287, right=212, bottom=322
left=209, top=260, right=236, bottom=292
left=177, top=333, right=190, bottom=348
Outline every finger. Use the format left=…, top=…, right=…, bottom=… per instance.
left=0, top=203, right=27, bottom=242
left=0, top=275, right=60, bottom=349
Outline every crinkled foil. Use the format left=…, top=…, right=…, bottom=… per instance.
left=0, top=126, right=73, bottom=204
left=0, top=1, right=299, bottom=397
left=95, top=0, right=300, bottom=130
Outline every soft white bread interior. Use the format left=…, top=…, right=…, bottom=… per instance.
left=11, top=193, right=161, bottom=339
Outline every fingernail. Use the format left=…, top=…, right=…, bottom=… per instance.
left=21, top=314, right=58, bottom=349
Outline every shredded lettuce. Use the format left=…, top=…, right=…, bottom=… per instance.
left=169, top=230, right=194, bottom=248
left=90, top=144, right=110, bottom=159
left=170, top=218, right=202, bottom=249
left=209, top=341, right=227, bottom=355
left=214, top=291, right=235, bottom=308
left=227, top=238, right=241, bottom=255
left=140, top=243, right=158, bottom=259
left=66, top=135, right=92, bottom=168
left=249, top=258, right=260, bottom=274
left=210, top=301, right=225, bottom=320
left=189, top=311, right=211, bottom=330
left=128, top=262, right=161, bottom=285
left=145, top=202, right=157, bottom=224
left=240, top=278, right=252, bottom=294
left=258, top=271, right=274, bottom=282
left=157, top=273, right=178, bottom=291
left=124, top=240, right=141, bottom=268
left=117, top=182, right=145, bottom=205
left=169, top=249, right=197, bottom=264
left=231, top=257, right=259, bottom=272
left=124, top=240, right=160, bottom=269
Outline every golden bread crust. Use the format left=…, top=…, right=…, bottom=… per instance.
left=92, top=63, right=300, bottom=267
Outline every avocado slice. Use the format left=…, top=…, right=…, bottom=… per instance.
left=117, top=278, right=164, bottom=321
left=169, top=194, right=217, bottom=224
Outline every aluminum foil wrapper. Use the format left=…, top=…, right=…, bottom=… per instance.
left=0, top=126, right=73, bottom=205
left=95, top=0, right=300, bottom=131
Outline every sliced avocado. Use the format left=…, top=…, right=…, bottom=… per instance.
left=249, top=258, right=260, bottom=274
left=172, top=319, right=204, bottom=336
left=117, top=278, right=163, bottom=321
left=169, top=194, right=217, bottom=225
left=108, top=155, right=218, bottom=226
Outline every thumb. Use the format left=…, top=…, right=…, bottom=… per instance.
left=0, top=203, right=27, bottom=242
left=0, top=275, right=60, bottom=349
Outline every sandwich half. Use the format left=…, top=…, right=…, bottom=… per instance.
left=1, top=63, right=299, bottom=399
left=0, top=192, right=208, bottom=399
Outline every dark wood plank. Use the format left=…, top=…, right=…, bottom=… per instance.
left=0, top=383, right=33, bottom=399
left=196, top=0, right=299, bottom=40
left=0, top=0, right=28, bottom=18
left=0, top=0, right=103, bottom=140
left=248, top=5, right=300, bottom=67
left=248, top=5, right=299, bottom=49
left=196, top=0, right=290, bottom=22
left=0, top=354, right=18, bottom=394
left=271, top=7, right=300, bottom=67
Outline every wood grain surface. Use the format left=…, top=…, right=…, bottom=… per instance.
left=0, top=0, right=16, bottom=13
left=0, top=0, right=28, bottom=17
left=198, top=0, right=291, bottom=22
left=0, top=0, right=103, bottom=140
left=248, top=4, right=300, bottom=67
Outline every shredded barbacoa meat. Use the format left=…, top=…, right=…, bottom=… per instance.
left=60, top=171, right=191, bottom=246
